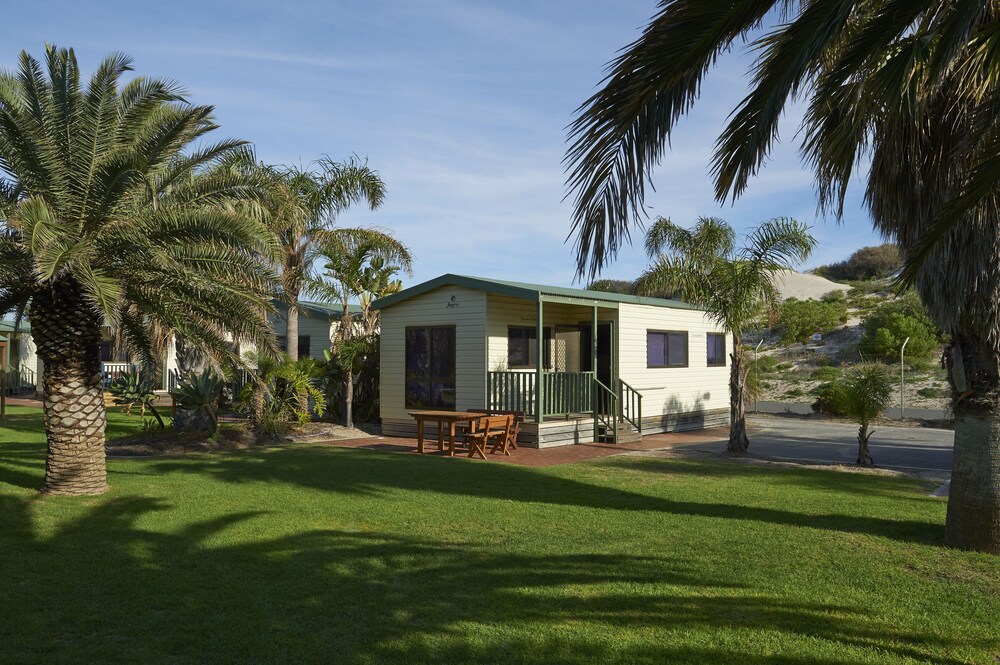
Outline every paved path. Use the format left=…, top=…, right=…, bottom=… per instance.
left=673, top=415, right=954, bottom=479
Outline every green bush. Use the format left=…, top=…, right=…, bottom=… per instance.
left=812, top=381, right=848, bottom=416
left=777, top=297, right=849, bottom=343
left=814, top=244, right=901, bottom=282
left=917, top=386, right=950, bottom=399
left=811, top=366, right=841, bottom=381
left=859, top=292, right=942, bottom=366
left=753, top=355, right=779, bottom=374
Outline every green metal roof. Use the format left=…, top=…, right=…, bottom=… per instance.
left=372, top=274, right=703, bottom=311
left=270, top=299, right=362, bottom=317
left=0, top=320, right=29, bottom=334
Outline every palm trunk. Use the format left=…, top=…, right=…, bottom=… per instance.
left=30, top=279, right=108, bottom=496
left=345, top=367, right=354, bottom=429
left=286, top=298, right=299, bottom=361
left=727, top=335, right=750, bottom=453
left=945, top=334, right=1000, bottom=553
left=856, top=423, right=874, bottom=465
left=250, top=383, right=265, bottom=430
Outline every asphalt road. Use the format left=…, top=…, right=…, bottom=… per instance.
left=676, top=415, right=954, bottom=480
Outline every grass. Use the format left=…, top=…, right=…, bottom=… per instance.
left=1, top=406, right=998, bottom=663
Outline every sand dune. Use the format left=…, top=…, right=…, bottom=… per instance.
left=771, top=269, right=849, bottom=301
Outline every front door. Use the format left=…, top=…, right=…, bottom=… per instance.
left=580, top=322, right=613, bottom=414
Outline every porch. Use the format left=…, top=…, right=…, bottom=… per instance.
left=485, top=369, right=643, bottom=445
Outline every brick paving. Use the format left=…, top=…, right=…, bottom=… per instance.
left=3, top=394, right=728, bottom=468
left=322, top=426, right=729, bottom=467
left=3, top=395, right=42, bottom=408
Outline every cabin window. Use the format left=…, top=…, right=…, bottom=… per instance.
left=707, top=333, right=727, bottom=367
left=647, top=330, right=688, bottom=368
left=405, top=326, right=456, bottom=409
left=277, top=335, right=311, bottom=358
left=507, top=326, right=552, bottom=369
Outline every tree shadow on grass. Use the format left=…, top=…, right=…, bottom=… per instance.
left=605, top=455, right=941, bottom=504
left=0, top=494, right=990, bottom=664
left=142, top=447, right=945, bottom=546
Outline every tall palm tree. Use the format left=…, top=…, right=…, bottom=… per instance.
left=311, top=229, right=412, bottom=428
left=564, top=1, right=1000, bottom=552
left=255, top=158, right=386, bottom=361
left=635, top=216, right=813, bottom=451
left=0, top=47, right=278, bottom=495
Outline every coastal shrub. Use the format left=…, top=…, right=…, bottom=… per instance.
left=778, top=297, right=849, bottom=343
left=814, top=244, right=901, bottom=282
left=812, top=366, right=841, bottom=381
left=859, top=292, right=941, bottom=367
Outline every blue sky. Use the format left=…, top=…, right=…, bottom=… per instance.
left=2, top=0, right=885, bottom=288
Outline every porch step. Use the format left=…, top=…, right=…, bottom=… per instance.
left=597, top=421, right=642, bottom=444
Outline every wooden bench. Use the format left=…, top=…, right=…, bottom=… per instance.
left=466, top=409, right=523, bottom=452
left=463, top=414, right=513, bottom=460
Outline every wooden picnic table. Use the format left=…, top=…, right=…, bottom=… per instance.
left=408, top=410, right=483, bottom=456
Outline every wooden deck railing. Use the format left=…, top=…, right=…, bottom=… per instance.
left=486, top=371, right=595, bottom=417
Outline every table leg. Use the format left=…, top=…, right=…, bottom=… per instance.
left=437, top=421, right=444, bottom=450
left=417, top=419, right=424, bottom=454
left=448, top=422, right=457, bottom=457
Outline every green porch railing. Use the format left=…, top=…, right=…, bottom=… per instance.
left=487, top=371, right=641, bottom=445
left=618, top=378, right=643, bottom=435
left=487, top=371, right=595, bottom=417
left=593, top=379, right=619, bottom=444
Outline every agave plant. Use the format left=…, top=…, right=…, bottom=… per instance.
left=108, top=370, right=164, bottom=427
left=170, top=370, right=223, bottom=434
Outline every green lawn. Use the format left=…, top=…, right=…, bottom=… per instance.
left=1, top=405, right=998, bottom=664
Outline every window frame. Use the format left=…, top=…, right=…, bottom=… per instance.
left=706, top=332, right=727, bottom=367
left=506, top=325, right=553, bottom=370
left=404, top=325, right=457, bottom=410
left=646, top=329, right=689, bottom=369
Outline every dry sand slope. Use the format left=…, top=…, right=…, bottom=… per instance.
left=771, top=270, right=849, bottom=301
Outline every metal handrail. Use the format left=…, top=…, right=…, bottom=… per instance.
left=618, top=378, right=643, bottom=435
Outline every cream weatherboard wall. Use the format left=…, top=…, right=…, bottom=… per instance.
left=617, top=302, right=729, bottom=432
left=269, top=304, right=337, bottom=361
left=380, top=285, right=487, bottom=437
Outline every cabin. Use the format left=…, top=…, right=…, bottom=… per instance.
left=0, top=320, right=38, bottom=395
left=3, top=298, right=356, bottom=395
left=373, top=274, right=731, bottom=447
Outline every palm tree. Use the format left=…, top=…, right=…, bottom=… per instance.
left=832, top=363, right=894, bottom=466
left=254, top=158, right=386, bottom=361
left=564, top=2, right=1000, bottom=552
left=0, top=47, right=278, bottom=495
left=311, top=230, right=412, bottom=428
left=635, top=216, right=813, bottom=451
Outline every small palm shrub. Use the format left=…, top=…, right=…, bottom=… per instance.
left=239, top=356, right=324, bottom=434
left=171, top=370, right=223, bottom=434
left=831, top=363, right=894, bottom=466
left=108, top=370, right=164, bottom=427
